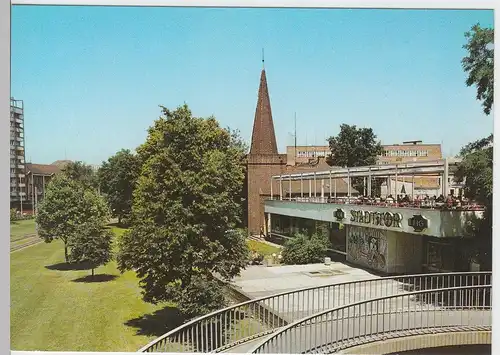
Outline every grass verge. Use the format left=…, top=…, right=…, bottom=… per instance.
left=11, top=224, right=268, bottom=352
left=10, top=225, right=177, bottom=352
left=10, top=219, right=36, bottom=239
left=246, top=240, right=281, bottom=256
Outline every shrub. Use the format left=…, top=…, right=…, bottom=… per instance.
left=10, top=208, right=18, bottom=222
left=282, top=233, right=330, bottom=265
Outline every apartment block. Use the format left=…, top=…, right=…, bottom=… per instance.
left=10, top=98, right=26, bottom=208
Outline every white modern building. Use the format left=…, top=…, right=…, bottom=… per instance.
left=264, top=159, right=483, bottom=274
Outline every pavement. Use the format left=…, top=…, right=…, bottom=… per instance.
left=231, top=262, right=381, bottom=299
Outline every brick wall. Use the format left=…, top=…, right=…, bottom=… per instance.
left=246, top=154, right=287, bottom=235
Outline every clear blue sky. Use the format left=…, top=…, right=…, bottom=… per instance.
left=11, top=6, right=494, bottom=165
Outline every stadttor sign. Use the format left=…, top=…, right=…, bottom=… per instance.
left=350, top=210, right=403, bottom=228
left=408, top=214, right=429, bottom=232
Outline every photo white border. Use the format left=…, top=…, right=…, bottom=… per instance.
left=1, top=0, right=10, bottom=354
left=8, top=0, right=500, bottom=8
left=5, top=1, right=498, bottom=355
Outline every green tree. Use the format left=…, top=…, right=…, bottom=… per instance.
left=326, top=124, right=384, bottom=195
left=462, top=24, right=494, bottom=115
left=98, top=149, right=140, bottom=226
left=61, top=161, right=99, bottom=189
left=228, top=128, right=249, bottom=228
left=69, top=221, right=114, bottom=277
left=36, top=175, right=109, bottom=263
left=454, top=134, right=493, bottom=270
left=454, top=24, right=494, bottom=271
left=117, top=104, right=249, bottom=316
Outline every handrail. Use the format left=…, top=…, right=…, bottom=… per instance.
left=251, top=284, right=492, bottom=354
left=267, top=197, right=485, bottom=211
left=138, top=271, right=491, bottom=353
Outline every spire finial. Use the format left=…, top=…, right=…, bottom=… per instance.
left=262, top=48, right=265, bottom=69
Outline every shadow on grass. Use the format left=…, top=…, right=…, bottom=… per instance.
left=125, top=306, right=186, bottom=337
left=72, top=274, right=119, bottom=283
left=107, top=222, right=123, bottom=228
left=45, top=260, right=94, bottom=271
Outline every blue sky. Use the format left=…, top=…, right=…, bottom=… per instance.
left=11, top=6, right=494, bottom=165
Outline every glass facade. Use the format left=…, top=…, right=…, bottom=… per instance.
left=269, top=214, right=346, bottom=253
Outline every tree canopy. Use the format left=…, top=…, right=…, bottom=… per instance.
left=326, top=124, right=384, bottom=195
left=61, top=161, right=99, bottom=189
left=36, top=174, right=110, bottom=262
left=326, top=124, right=383, bottom=167
left=454, top=135, right=492, bottom=269
left=454, top=24, right=494, bottom=270
left=69, top=221, right=114, bottom=277
left=98, top=149, right=140, bottom=225
left=462, top=24, right=494, bottom=115
left=116, top=104, right=249, bottom=316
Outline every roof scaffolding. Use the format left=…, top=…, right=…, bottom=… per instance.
left=271, top=159, right=452, bottom=181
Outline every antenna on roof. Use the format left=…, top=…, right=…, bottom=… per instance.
left=262, top=48, right=265, bottom=69
left=294, top=112, right=297, bottom=158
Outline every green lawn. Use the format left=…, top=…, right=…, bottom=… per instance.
left=10, top=225, right=179, bottom=352
left=10, top=219, right=36, bottom=239
left=11, top=225, right=269, bottom=352
left=246, top=240, right=281, bottom=256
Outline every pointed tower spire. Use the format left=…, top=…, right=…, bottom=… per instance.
left=249, top=67, right=279, bottom=155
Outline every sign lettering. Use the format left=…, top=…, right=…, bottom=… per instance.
left=334, top=208, right=345, bottom=221
left=350, top=210, right=403, bottom=228
left=408, top=215, right=429, bottom=232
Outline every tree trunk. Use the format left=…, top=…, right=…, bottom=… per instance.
left=64, top=244, right=69, bottom=263
left=118, top=215, right=122, bottom=226
left=92, top=268, right=94, bottom=278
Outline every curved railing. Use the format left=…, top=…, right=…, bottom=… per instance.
left=138, top=272, right=490, bottom=353
left=251, top=284, right=492, bottom=354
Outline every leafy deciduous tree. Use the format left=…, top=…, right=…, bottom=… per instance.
left=69, top=221, right=114, bottom=277
left=455, top=24, right=494, bottom=270
left=61, top=161, right=99, bottom=189
left=326, top=124, right=384, bottom=195
left=98, top=149, right=140, bottom=225
left=36, top=175, right=109, bottom=262
left=117, top=104, right=249, bottom=316
left=462, top=24, right=494, bottom=115
left=454, top=135, right=493, bottom=270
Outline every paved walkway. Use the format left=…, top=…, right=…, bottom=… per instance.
left=230, top=262, right=420, bottom=322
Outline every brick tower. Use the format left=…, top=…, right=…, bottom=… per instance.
left=246, top=68, right=287, bottom=235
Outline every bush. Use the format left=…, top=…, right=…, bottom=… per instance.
left=10, top=208, right=18, bottom=222
left=281, top=233, right=330, bottom=265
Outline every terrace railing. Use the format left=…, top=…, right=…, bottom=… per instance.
left=267, top=196, right=484, bottom=211
left=250, top=284, right=492, bottom=354
left=138, top=272, right=490, bottom=353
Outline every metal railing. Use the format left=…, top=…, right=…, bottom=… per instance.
left=138, top=272, right=490, bottom=353
left=251, top=284, right=492, bottom=354
left=267, top=196, right=484, bottom=211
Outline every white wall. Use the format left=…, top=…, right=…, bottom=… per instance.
left=346, top=226, right=424, bottom=274
left=265, top=200, right=482, bottom=238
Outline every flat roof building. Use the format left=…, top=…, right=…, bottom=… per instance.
left=264, top=159, right=483, bottom=274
